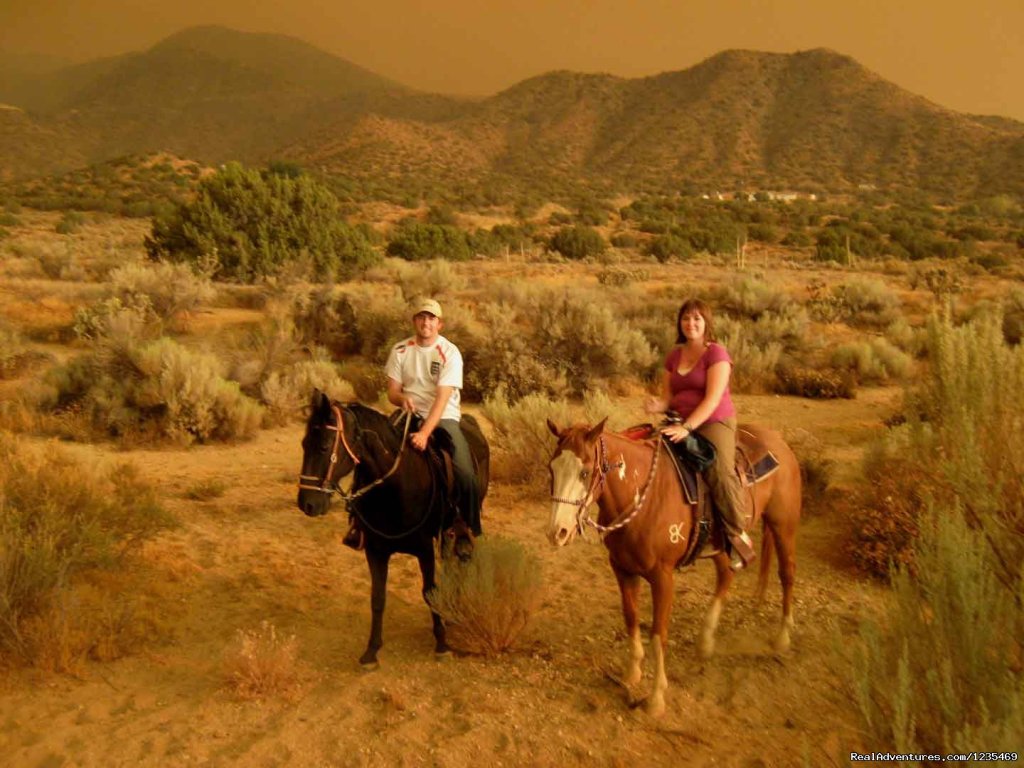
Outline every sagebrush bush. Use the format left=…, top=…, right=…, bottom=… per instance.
left=711, top=276, right=791, bottom=320
left=482, top=387, right=573, bottom=485
left=428, top=535, right=543, bottom=655
left=47, top=328, right=263, bottom=444
left=109, top=261, right=215, bottom=323
left=829, top=338, right=913, bottom=384
left=260, top=358, right=354, bottom=426
left=223, top=621, right=301, bottom=700
left=0, top=325, right=31, bottom=378
left=831, top=277, right=902, bottom=328
left=853, top=505, right=1023, bottom=754
left=0, top=434, right=172, bottom=666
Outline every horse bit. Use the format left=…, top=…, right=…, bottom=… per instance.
left=550, top=436, right=660, bottom=536
left=298, top=405, right=412, bottom=505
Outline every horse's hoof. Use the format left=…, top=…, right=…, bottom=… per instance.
left=645, top=698, right=666, bottom=718
left=359, top=651, right=380, bottom=670
left=435, top=649, right=452, bottom=661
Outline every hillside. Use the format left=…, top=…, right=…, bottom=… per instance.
left=2, top=30, right=1023, bottom=198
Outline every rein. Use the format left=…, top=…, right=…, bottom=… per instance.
left=551, top=435, right=661, bottom=537
left=298, top=406, right=412, bottom=499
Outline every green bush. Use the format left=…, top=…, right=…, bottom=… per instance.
left=386, top=222, right=471, bottom=261
left=646, top=234, right=693, bottom=262
left=428, top=535, right=543, bottom=655
left=146, top=162, right=378, bottom=281
left=549, top=225, right=606, bottom=260
left=55, top=211, right=86, bottom=235
left=0, top=434, right=172, bottom=664
left=259, top=357, right=354, bottom=426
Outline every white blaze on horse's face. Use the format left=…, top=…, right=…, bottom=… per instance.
left=548, top=451, right=589, bottom=546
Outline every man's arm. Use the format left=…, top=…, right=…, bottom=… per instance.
left=387, top=378, right=415, bottom=411
left=410, top=385, right=454, bottom=451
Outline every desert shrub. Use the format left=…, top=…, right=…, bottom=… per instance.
left=72, top=295, right=158, bottom=342
left=0, top=434, right=172, bottom=666
left=549, top=225, right=606, bottom=260
left=223, top=621, right=301, bottom=700
left=259, top=357, right=354, bottom=426
left=851, top=311, right=1024, bottom=580
left=0, top=325, right=34, bottom=379
left=34, top=242, right=74, bottom=279
left=385, top=257, right=466, bottom=300
left=386, top=222, right=472, bottom=261
left=716, top=318, right=784, bottom=392
left=48, top=328, right=263, bottom=444
left=776, top=366, right=855, bottom=399
left=55, top=211, right=86, bottom=235
left=428, top=535, right=543, bottom=655
left=108, top=262, right=215, bottom=323
left=711, top=276, right=791, bottom=321
left=146, top=162, right=378, bottom=281
left=596, top=266, right=649, bottom=286
left=853, top=505, right=1023, bottom=755
left=830, top=277, right=901, bottom=328
left=829, top=338, right=913, bottom=385
left=1002, top=287, right=1024, bottom=345
left=482, top=388, right=573, bottom=485
left=646, top=234, right=693, bottom=262
left=287, top=285, right=359, bottom=359
left=883, top=318, right=928, bottom=358
left=184, top=478, right=227, bottom=500
left=785, top=429, right=833, bottom=516
left=609, top=233, right=638, bottom=248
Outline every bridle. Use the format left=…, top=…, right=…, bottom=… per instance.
left=298, top=405, right=413, bottom=503
left=549, top=435, right=660, bottom=536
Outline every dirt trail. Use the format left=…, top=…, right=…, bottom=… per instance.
left=0, top=390, right=897, bottom=767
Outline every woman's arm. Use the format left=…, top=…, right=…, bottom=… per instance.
left=645, top=370, right=672, bottom=414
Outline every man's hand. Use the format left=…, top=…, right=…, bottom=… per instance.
left=401, top=397, right=416, bottom=412
left=410, top=429, right=431, bottom=451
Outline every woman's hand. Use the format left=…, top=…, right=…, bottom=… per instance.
left=660, top=424, right=691, bottom=443
left=645, top=397, right=668, bottom=415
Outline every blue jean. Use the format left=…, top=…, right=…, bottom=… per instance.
left=437, top=419, right=482, bottom=535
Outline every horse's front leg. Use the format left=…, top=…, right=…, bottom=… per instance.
left=417, top=547, right=449, bottom=657
left=647, top=567, right=675, bottom=717
left=614, top=567, right=644, bottom=689
left=361, top=548, right=390, bottom=669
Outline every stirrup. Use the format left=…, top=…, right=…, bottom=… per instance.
left=729, top=531, right=756, bottom=570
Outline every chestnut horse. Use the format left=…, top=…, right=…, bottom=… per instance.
left=546, top=418, right=800, bottom=716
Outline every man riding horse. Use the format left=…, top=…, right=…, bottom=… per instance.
left=345, top=297, right=481, bottom=548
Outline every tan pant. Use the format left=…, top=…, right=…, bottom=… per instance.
left=697, top=417, right=747, bottom=539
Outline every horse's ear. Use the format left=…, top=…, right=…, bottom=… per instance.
left=586, top=418, right=608, bottom=442
left=546, top=418, right=563, bottom=439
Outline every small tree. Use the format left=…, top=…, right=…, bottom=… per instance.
left=145, top=162, right=377, bottom=282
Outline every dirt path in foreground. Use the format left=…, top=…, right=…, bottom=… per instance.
left=0, top=390, right=897, bottom=767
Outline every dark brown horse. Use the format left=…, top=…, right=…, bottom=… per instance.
left=297, top=391, right=489, bottom=668
left=546, top=419, right=800, bottom=716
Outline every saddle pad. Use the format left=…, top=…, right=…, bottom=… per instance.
left=740, top=451, right=780, bottom=486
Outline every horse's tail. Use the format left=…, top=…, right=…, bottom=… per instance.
left=756, top=521, right=774, bottom=602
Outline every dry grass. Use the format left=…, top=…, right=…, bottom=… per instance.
left=222, top=621, right=301, bottom=701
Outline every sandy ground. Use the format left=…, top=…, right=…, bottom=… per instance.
left=0, top=386, right=896, bottom=768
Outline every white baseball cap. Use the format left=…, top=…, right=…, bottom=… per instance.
left=411, top=298, right=443, bottom=318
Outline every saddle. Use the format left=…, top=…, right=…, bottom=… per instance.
left=622, top=423, right=780, bottom=568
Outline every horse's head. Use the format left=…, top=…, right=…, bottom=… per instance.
left=297, top=390, right=360, bottom=517
left=545, top=417, right=607, bottom=546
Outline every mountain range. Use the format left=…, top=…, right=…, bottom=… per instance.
left=2, top=25, right=1022, bottom=197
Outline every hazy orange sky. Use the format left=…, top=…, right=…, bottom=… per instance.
left=1, top=0, right=1022, bottom=120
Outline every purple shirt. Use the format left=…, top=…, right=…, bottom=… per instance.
left=664, top=342, right=735, bottom=423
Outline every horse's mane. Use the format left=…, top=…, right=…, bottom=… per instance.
left=340, top=401, right=406, bottom=453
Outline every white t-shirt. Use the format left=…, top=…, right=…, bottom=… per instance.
left=384, top=334, right=463, bottom=422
